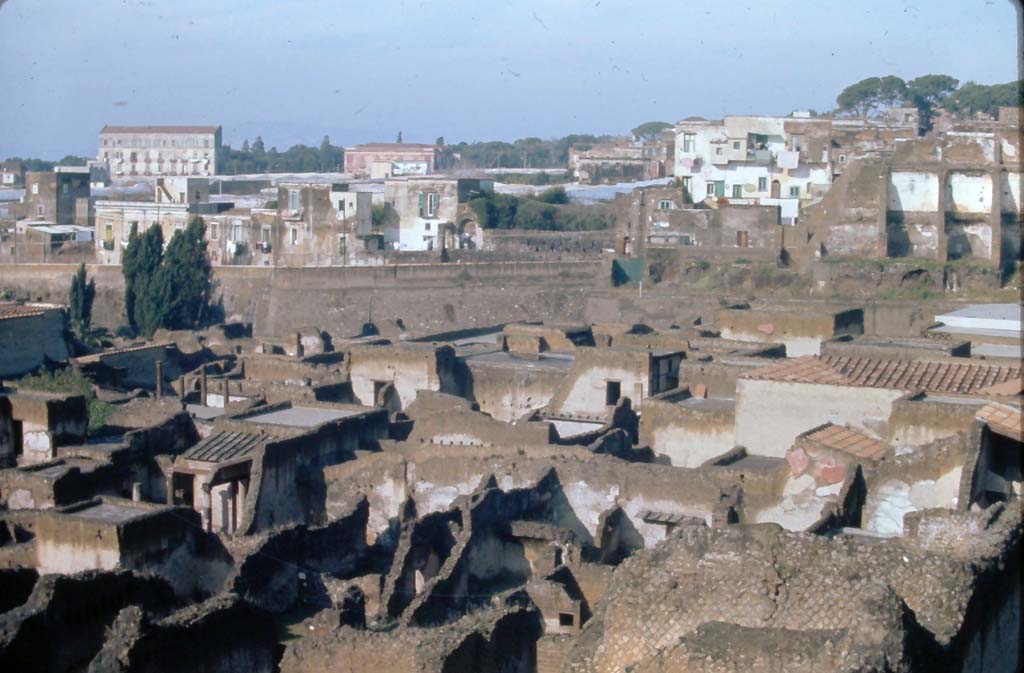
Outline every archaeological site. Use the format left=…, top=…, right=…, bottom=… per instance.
left=1, top=2, right=1022, bottom=672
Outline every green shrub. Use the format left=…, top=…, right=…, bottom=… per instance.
left=16, top=368, right=116, bottom=435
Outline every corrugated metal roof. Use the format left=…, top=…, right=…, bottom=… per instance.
left=802, top=423, right=889, bottom=461
left=742, top=355, right=1022, bottom=395
left=182, top=432, right=264, bottom=463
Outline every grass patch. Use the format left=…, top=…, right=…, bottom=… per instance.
left=16, top=367, right=116, bottom=435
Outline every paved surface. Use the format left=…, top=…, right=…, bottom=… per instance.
left=463, top=349, right=574, bottom=370
left=244, top=405, right=355, bottom=427
left=70, top=502, right=147, bottom=523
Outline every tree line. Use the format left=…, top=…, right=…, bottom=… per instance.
left=835, top=74, right=1022, bottom=128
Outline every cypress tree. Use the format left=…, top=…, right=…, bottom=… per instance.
left=68, top=263, right=95, bottom=341
left=132, top=225, right=166, bottom=338
left=151, top=216, right=212, bottom=333
left=121, top=222, right=140, bottom=333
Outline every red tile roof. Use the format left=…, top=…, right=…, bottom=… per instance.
left=976, top=403, right=1023, bottom=441
left=801, top=423, right=889, bottom=461
left=742, top=355, right=1022, bottom=395
left=0, top=304, right=55, bottom=321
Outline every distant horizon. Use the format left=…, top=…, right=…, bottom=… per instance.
left=0, top=0, right=1019, bottom=159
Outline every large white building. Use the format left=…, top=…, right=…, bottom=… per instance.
left=674, top=114, right=834, bottom=223
left=98, top=125, right=222, bottom=179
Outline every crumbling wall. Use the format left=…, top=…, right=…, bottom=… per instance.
left=0, top=310, right=71, bottom=379
left=86, top=595, right=278, bottom=673
left=0, top=570, right=177, bottom=673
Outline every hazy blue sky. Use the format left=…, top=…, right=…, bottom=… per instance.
left=0, top=0, right=1019, bottom=158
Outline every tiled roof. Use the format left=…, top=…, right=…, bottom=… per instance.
left=182, top=432, right=264, bottom=463
left=976, top=403, right=1023, bottom=441
left=801, top=423, right=889, bottom=461
left=742, top=355, right=1022, bottom=395
left=101, top=125, right=220, bottom=134
left=0, top=304, right=53, bottom=321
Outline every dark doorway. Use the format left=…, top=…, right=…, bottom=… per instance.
left=605, top=381, right=621, bottom=406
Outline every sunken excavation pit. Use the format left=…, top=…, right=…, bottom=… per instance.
left=0, top=313, right=1020, bottom=673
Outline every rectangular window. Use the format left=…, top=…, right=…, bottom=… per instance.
left=211, top=224, right=219, bottom=239
left=715, top=146, right=723, bottom=155
left=790, top=134, right=805, bottom=151
left=289, top=190, right=300, bottom=211
left=233, top=224, right=241, bottom=241
left=605, top=381, right=621, bottom=406
left=559, top=613, right=575, bottom=627
left=732, top=184, right=743, bottom=198
left=261, top=226, right=270, bottom=243
left=732, top=141, right=741, bottom=150
left=62, top=184, right=69, bottom=194
left=682, top=133, right=696, bottom=152
left=105, top=224, right=113, bottom=241
left=36, top=204, right=44, bottom=216
left=737, top=230, right=749, bottom=247
left=839, top=155, right=847, bottom=164
left=424, top=221, right=431, bottom=231
left=789, top=185, right=800, bottom=197
left=706, top=183, right=715, bottom=197
left=419, top=191, right=439, bottom=217
left=658, top=199, right=673, bottom=210
left=290, top=228, right=298, bottom=244
left=681, top=176, right=692, bottom=193
left=31, top=184, right=39, bottom=195
left=758, top=177, right=768, bottom=191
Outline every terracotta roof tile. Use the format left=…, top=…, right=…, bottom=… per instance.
left=742, top=355, right=1021, bottom=395
left=802, top=423, right=889, bottom=461
left=976, top=403, right=1023, bottom=441
left=0, top=304, right=56, bottom=321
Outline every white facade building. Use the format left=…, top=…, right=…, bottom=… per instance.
left=98, top=125, right=222, bottom=179
left=674, top=115, right=834, bottom=223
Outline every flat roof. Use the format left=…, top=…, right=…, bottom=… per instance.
left=65, top=502, right=151, bottom=524
left=462, top=349, right=575, bottom=371
left=675, top=397, right=736, bottom=411
left=936, top=304, right=1022, bottom=332
left=242, top=405, right=357, bottom=428
left=101, top=125, right=221, bottom=134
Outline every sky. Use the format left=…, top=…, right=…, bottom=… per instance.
left=0, top=0, right=1019, bottom=158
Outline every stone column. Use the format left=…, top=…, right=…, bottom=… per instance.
left=131, top=482, right=142, bottom=502
left=295, top=333, right=304, bottom=358
left=222, top=378, right=230, bottom=408
left=200, top=482, right=213, bottom=532
left=227, top=481, right=238, bottom=533
left=165, top=473, right=175, bottom=505
left=237, top=479, right=248, bottom=530
left=177, top=376, right=186, bottom=400
left=200, top=367, right=208, bottom=407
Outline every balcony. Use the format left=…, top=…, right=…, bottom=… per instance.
left=746, top=149, right=773, bottom=164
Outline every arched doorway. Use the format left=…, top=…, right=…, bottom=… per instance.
left=771, top=180, right=781, bottom=199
